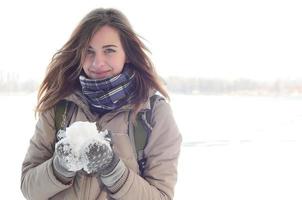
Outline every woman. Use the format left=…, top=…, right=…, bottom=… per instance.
left=21, top=8, right=181, bottom=200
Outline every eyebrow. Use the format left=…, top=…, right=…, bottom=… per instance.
left=88, top=45, right=118, bottom=49
left=102, top=45, right=118, bottom=48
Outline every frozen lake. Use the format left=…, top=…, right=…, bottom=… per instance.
left=1, top=93, right=302, bottom=199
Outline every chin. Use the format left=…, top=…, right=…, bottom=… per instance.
left=94, top=75, right=113, bottom=80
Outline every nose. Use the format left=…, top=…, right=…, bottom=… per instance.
left=91, top=53, right=106, bottom=69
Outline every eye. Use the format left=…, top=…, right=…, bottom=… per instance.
left=86, top=49, right=95, bottom=55
left=104, top=48, right=116, bottom=54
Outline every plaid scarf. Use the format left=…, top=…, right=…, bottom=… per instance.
left=79, top=66, right=136, bottom=114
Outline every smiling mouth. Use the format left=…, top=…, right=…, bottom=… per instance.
left=91, top=70, right=111, bottom=78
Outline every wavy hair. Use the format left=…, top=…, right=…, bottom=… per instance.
left=36, top=8, right=169, bottom=116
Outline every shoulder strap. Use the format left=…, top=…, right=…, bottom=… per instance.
left=54, top=100, right=76, bottom=141
left=133, top=94, right=164, bottom=174
left=54, top=100, right=68, bottom=132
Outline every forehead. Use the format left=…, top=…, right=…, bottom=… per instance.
left=89, top=25, right=122, bottom=46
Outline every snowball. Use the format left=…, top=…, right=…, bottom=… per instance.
left=59, top=121, right=111, bottom=172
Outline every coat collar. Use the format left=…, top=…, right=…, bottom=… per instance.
left=63, top=89, right=156, bottom=122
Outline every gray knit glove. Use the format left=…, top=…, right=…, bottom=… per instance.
left=82, top=131, right=127, bottom=188
left=53, top=138, right=77, bottom=178
left=82, top=132, right=120, bottom=175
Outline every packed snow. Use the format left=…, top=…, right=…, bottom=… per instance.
left=57, top=121, right=112, bottom=173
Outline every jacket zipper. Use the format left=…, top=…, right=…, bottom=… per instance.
left=81, top=175, right=87, bottom=200
left=81, top=175, right=95, bottom=200
left=86, top=177, right=91, bottom=200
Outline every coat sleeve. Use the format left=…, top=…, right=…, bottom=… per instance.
left=20, top=108, right=73, bottom=200
left=109, top=100, right=182, bottom=200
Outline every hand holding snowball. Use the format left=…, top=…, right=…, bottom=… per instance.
left=81, top=131, right=120, bottom=175
left=53, top=138, right=77, bottom=179
left=53, top=121, right=119, bottom=178
left=52, top=121, right=127, bottom=189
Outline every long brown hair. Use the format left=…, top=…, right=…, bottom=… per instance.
left=36, top=8, right=169, bottom=116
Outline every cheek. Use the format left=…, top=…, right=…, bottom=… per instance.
left=82, top=64, right=89, bottom=74
left=111, top=54, right=126, bottom=74
left=110, top=64, right=124, bottom=77
left=114, top=64, right=124, bottom=74
left=82, top=60, right=91, bottom=75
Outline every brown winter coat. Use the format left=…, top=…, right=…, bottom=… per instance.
left=21, top=92, right=182, bottom=200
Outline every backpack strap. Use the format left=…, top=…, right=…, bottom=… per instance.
left=54, top=100, right=77, bottom=142
left=132, top=94, right=164, bottom=175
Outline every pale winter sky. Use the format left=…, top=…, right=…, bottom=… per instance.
left=0, top=0, right=301, bottom=81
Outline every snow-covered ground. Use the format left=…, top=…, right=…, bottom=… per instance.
left=1, top=93, right=302, bottom=199
left=172, top=94, right=302, bottom=200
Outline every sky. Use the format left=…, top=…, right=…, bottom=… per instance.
left=0, top=0, right=301, bottom=81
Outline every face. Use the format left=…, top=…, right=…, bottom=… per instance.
left=83, top=25, right=127, bottom=79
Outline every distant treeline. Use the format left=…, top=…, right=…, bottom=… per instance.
left=0, top=71, right=38, bottom=93
left=1, top=71, right=302, bottom=96
left=165, top=76, right=302, bottom=96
